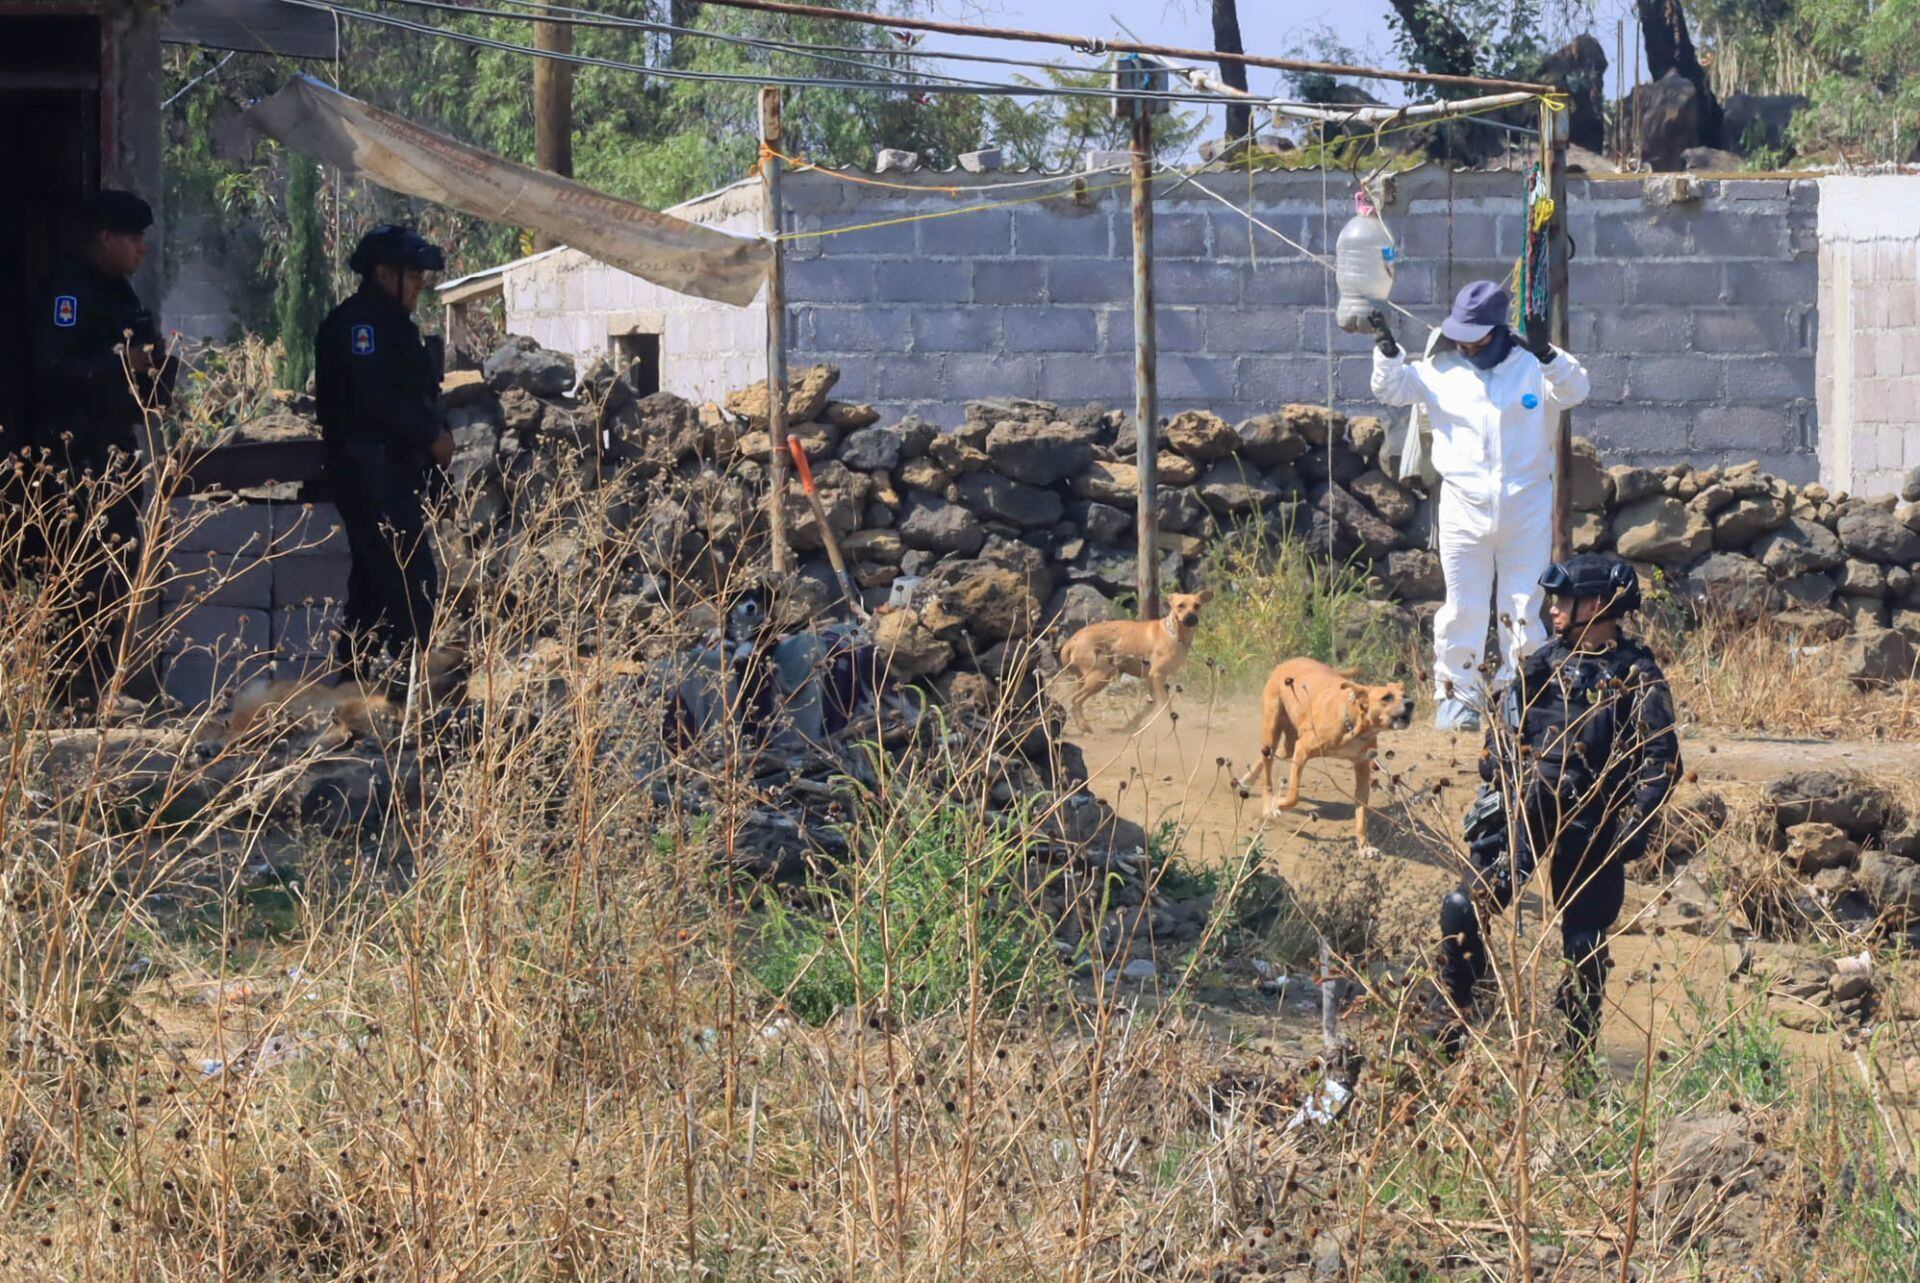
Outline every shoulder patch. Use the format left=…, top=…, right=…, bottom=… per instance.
left=54, top=295, right=78, bottom=328
left=350, top=323, right=376, bottom=356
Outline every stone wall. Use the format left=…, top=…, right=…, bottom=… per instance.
left=1818, top=177, right=1920, bottom=499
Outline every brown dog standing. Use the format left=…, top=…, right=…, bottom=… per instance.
left=1059, top=590, right=1213, bottom=732
left=1236, top=656, right=1413, bottom=843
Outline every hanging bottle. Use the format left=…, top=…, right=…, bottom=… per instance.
left=1334, top=189, right=1396, bottom=333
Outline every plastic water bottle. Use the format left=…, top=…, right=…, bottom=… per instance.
left=1334, top=190, right=1396, bottom=333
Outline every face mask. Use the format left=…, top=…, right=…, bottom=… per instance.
left=1464, top=325, right=1513, bottom=371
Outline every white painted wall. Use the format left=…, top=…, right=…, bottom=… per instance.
left=1818, top=176, right=1920, bottom=497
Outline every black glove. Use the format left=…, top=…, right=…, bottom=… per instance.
left=1368, top=310, right=1399, bottom=358
left=1520, top=312, right=1555, bottom=363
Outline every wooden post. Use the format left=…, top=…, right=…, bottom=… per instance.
left=759, top=87, right=792, bottom=574
left=1130, top=106, right=1160, bottom=621
left=532, top=5, right=573, bottom=250
left=1544, top=101, right=1573, bottom=561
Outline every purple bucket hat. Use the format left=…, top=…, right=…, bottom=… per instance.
left=1440, top=280, right=1510, bottom=343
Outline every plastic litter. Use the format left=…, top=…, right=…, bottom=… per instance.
left=1334, top=190, right=1396, bottom=332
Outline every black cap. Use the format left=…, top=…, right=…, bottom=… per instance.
left=348, top=224, right=447, bottom=275
left=1539, top=553, right=1641, bottom=619
left=85, top=189, right=153, bottom=235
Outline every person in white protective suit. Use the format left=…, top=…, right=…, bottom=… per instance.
left=1368, top=280, right=1591, bottom=731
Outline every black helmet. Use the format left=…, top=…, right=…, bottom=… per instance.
left=348, top=224, right=447, bottom=275
left=1539, top=553, right=1641, bottom=620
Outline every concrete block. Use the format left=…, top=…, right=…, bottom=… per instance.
left=1240, top=356, right=1341, bottom=405
left=1401, top=215, right=1496, bottom=259
left=1594, top=213, right=1691, bottom=259
left=796, top=214, right=915, bottom=256
left=1335, top=355, right=1375, bottom=401
left=1683, top=210, right=1791, bottom=259
left=1569, top=259, right=1629, bottom=306
left=911, top=307, right=1000, bottom=353
left=164, top=549, right=273, bottom=610
left=1578, top=406, right=1698, bottom=456
left=808, top=306, right=911, bottom=353
left=1591, top=307, right=1693, bottom=356
left=1579, top=354, right=1629, bottom=402
left=1012, top=207, right=1111, bottom=257
left=1150, top=212, right=1211, bottom=258
left=1386, top=261, right=1438, bottom=307
left=1625, top=260, right=1727, bottom=306
left=162, top=647, right=273, bottom=713
left=943, top=352, right=1038, bottom=394
left=1296, top=313, right=1377, bottom=355
left=866, top=356, right=948, bottom=402
left=918, top=208, right=1013, bottom=257
left=1153, top=261, right=1246, bottom=305
left=1045, top=258, right=1131, bottom=305
left=875, top=260, right=971, bottom=304
left=1203, top=307, right=1301, bottom=354
left=272, top=553, right=349, bottom=609
left=1718, top=356, right=1815, bottom=402
left=1004, top=308, right=1098, bottom=353
left=1241, top=261, right=1337, bottom=307
left=1038, top=354, right=1131, bottom=402
left=270, top=604, right=341, bottom=671
left=271, top=502, right=347, bottom=555
left=1157, top=355, right=1237, bottom=402
left=1693, top=307, right=1791, bottom=354
left=170, top=499, right=273, bottom=556
left=1693, top=405, right=1791, bottom=450
left=972, top=261, right=1044, bottom=305
left=1626, top=355, right=1723, bottom=402
left=163, top=602, right=271, bottom=653
left=1723, top=260, right=1815, bottom=305
left=784, top=258, right=878, bottom=304
left=1103, top=307, right=1203, bottom=355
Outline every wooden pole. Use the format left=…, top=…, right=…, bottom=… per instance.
left=532, top=4, right=573, bottom=249
left=759, top=87, right=792, bottom=574
left=1130, top=105, right=1160, bottom=622
left=1545, top=100, right=1573, bottom=561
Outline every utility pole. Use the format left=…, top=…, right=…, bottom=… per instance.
left=532, top=4, right=573, bottom=250
left=1118, top=55, right=1163, bottom=621
left=1544, top=100, right=1573, bottom=560
left=759, top=87, right=792, bottom=573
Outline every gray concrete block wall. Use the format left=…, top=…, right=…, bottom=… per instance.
left=763, top=166, right=1822, bottom=478
left=160, top=499, right=351, bottom=709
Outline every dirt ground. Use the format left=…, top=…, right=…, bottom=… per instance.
left=1064, top=679, right=1920, bottom=1081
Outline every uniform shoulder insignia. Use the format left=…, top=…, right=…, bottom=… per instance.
left=54, top=295, right=78, bottom=328
left=350, top=323, right=377, bottom=356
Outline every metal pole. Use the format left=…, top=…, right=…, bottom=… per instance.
left=1130, top=105, right=1160, bottom=622
left=759, top=86, right=792, bottom=574
left=1544, top=100, right=1573, bottom=561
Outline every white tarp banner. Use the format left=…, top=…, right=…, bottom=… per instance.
left=246, top=76, right=771, bottom=308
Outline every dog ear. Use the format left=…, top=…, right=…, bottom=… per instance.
left=1195, top=589, right=1215, bottom=605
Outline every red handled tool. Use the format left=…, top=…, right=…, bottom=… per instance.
left=787, top=436, right=870, bottom=623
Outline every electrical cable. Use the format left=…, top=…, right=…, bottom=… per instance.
left=288, top=0, right=1255, bottom=107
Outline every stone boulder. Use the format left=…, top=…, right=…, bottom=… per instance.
left=1771, top=607, right=1849, bottom=642
left=823, top=401, right=880, bottom=430
left=1195, top=460, right=1284, bottom=515
left=1048, top=583, right=1116, bottom=635
left=964, top=397, right=1056, bottom=426
left=1568, top=439, right=1611, bottom=512
left=1859, top=849, right=1920, bottom=921
left=1155, top=486, right=1209, bottom=534
left=1755, top=517, right=1845, bottom=577
left=1650, top=1112, right=1759, bottom=1240
left=1682, top=552, right=1772, bottom=624
left=1154, top=452, right=1200, bottom=487
left=928, top=561, right=1043, bottom=644
left=873, top=609, right=954, bottom=680
left=1383, top=548, right=1444, bottom=600
left=1612, top=496, right=1710, bottom=565
left=1766, top=770, right=1893, bottom=841
left=1628, top=71, right=1703, bottom=172
left=1308, top=483, right=1399, bottom=560
left=838, top=425, right=902, bottom=472
left=1533, top=34, right=1607, bottom=152
left=723, top=363, right=839, bottom=430
left=1235, top=413, right=1308, bottom=467
left=952, top=472, right=1063, bottom=530
left=1609, top=465, right=1662, bottom=506
left=1350, top=469, right=1417, bottom=526
left=1281, top=404, right=1345, bottom=446
left=1838, top=505, right=1920, bottom=565
left=483, top=337, right=575, bottom=397
left=1162, top=409, right=1239, bottom=462
left=1081, top=502, right=1130, bottom=545
left=1719, top=92, right=1806, bottom=155
left=899, top=495, right=986, bottom=557
left=1785, top=822, right=1859, bottom=872
left=1071, top=460, right=1140, bottom=507
left=1836, top=627, right=1916, bottom=689
left=985, top=418, right=1097, bottom=486
left=1712, top=496, right=1788, bottom=549
left=782, top=461, right=865, bottom=552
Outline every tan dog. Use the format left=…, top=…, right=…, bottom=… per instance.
left=1058, top=590, right=1213, bottom=732
left=220, top=678, right=396, bottom=750
left=1235, top=657, right=1413, bottom=843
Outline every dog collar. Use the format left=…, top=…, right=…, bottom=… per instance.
left=1162, top=614, right=1181, bottom=642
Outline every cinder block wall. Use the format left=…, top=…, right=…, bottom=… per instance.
left=1818, top=177, right=1920, bottom=498
left=158, top=499, right=348, bottom=710
left=776, top=166, right=1821, bottom=479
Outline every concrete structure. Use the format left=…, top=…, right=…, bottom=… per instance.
left=466, top=164, right=1840, bottom=483
left=1818, top=177, right=1920, bottom=498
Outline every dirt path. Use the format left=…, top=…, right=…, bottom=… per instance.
left=1063, top=680, right=1920, bottom=1074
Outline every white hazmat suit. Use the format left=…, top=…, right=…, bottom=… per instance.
left=1371, top=336, right=1590, bottom=726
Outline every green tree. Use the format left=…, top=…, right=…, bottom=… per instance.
left=273, top=160, right=330, bottom=391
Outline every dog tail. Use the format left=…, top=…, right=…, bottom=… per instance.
left=1337, top=665, right=1363, bottom=680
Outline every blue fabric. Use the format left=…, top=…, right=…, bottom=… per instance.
left=1441, top=279, right=1512, bottom=342
left=1464, top=325, right=1514, bottom=370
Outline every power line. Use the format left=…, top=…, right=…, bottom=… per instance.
left=290, top=0, right=1259, bottom=107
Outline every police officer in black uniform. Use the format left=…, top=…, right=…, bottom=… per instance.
left=29, top=189, right=174, bottom=713
left=315, top=225, right=453, bottom=680
left=1434, top=553, right=1682, bottom=1062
